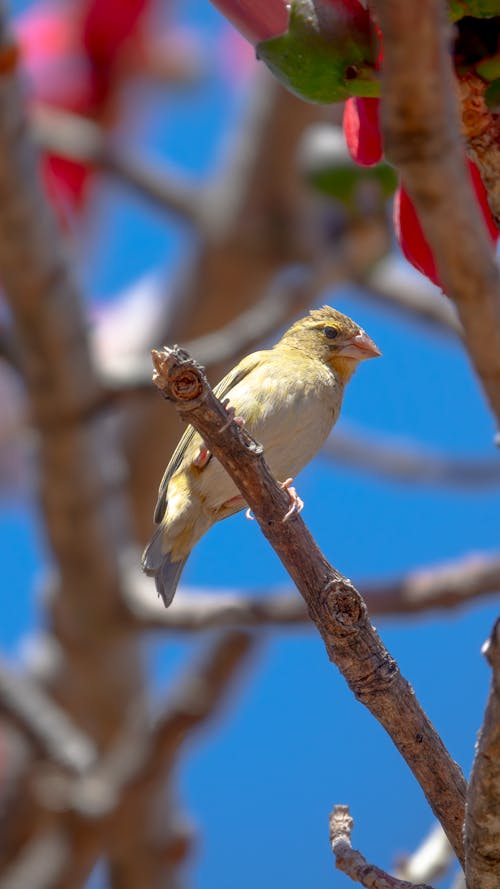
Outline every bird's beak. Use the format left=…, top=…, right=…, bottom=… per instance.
left=337, top=330, right=382, bottom=361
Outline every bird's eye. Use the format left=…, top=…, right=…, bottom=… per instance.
left=324, top=326, right=338, bottom=339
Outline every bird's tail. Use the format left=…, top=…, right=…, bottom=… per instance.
left=141, top=524, right=187, bottom=608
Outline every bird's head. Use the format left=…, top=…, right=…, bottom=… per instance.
left=277, top=306, right=381, bottom=383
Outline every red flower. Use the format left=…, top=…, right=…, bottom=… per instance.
left=16, top=0, right=153, bottom=220
left=343, top=95, right=498, bottom=287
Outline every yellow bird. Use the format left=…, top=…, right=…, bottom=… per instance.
left=142, top=306, right=381, bottom=606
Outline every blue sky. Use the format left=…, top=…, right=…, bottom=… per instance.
left=3, top=2, right=499, bottom=887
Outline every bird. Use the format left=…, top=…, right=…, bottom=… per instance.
left=142, top=305, right=381, bottom=607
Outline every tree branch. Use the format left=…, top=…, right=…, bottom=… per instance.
left=32, top=105, right=202, bottom=227
left=464, top=617, right=500, bottom=889
left=372, top=0, right=500, bottom=426
left=34, top=631, right=255, bottom=888
left=148, top=345, right=467, bottom=863
left=395, top=823, right=453, bottom=885
left=0, top=660, right=97, bottom=774
left=329, top=805, right=433, bottom=889
left=360, top=258, right=461, bottom=337
left=123, top=549, right=500, bottom=631
left=323, top=427, right=500, bottom=489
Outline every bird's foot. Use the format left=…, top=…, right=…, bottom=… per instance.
left=245, top=507, right=255, bottom=521
left=193, top=442, right=211, bottom=468
left=281, top=478, right=304, bottom=523
left=219, top=398, right=245, bottom=433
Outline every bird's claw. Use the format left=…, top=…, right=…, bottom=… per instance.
left=193, top=443, right=211, bottom=468
left=245, top=507, right=255, bottom=521
left=219, top=398, right=245, bottom=434
left=281, top=478, right=304, bottom=523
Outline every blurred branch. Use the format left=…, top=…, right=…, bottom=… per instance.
left=464, top=618, right=500, bottom=889
left=97, top=261, right=333, bottom=393
left=0, top=830, right=69, bottom=889
left=329, top=805, right=433, bottom=889
left=149, top=346, right=467, bottom=863
left=0, top=6, right=125, bottom=617
left=0, top=7, right=149, bottom=880
left=373, top=0, right=500, bottom=425
left=323, top=426, right=500, bottom=489
left=360, top=258, right=462, bottom=337
left=125, top=550, right=500, bottom=630
left=0, top=660, right=97, bottom=774
left=32, top=105, right=201, bottom=226
left=395, top=823, right=453, bottom=885
left=27, top=632, right=255, bottom=888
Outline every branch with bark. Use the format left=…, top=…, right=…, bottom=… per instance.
left=464, top=618, right=500, bottom=889
left=149, top=344, right=467, bottom=863
left=0, top=632, right=254, bottom=889
left=329, top=805, right=434, bottom=889
left=123, top=549, right=500, bottom=631
left=372, top=0, right=500, bottom=425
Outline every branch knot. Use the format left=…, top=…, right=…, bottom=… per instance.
left=322, top=578, right=364, bottom=627
left=152, top=346, right=208, bottom=411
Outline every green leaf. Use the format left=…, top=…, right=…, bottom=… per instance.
left=308, top=162, right=397, bottom=206
left=476, top=53, right=500, bottom=80
left=257, top=0, right=379, bottom=104
left=449, top=1, right=500, bottom=22
left=485, top=77, right=500, bottom=109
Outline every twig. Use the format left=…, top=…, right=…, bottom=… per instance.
left=124, top=549, right=500, bottom=630
left=329, top=805, right=434, bottom=889
left=323, top=426, right=500, bottom=489
left=0, top=660, right=97, bottom=773
left=372, top=0, right=500, bottom=425
left=149, top=346, right=467, bottom=863
left=464, top=617, right=500, bottom=889
left=395, top=823, right=453, bottom=885
left=33, top=632, right=254, bottom=887
left=32, top=105, right=201, bottom=226
left=359, top=258, right=461, bottom=337
left=97, top=262, right=326, bottom=393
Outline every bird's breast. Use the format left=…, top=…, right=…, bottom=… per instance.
left=195, top=357, right=343, bottom=512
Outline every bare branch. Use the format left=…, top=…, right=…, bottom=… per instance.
left=464, top=617, right=500, bottom=889
left=32, top=105, right=201, bottom=226
left=323, top=427, right=500, bottom=489
left=360, top=258, right=461, bottom=337
left=329, top=805, right=433, bottom=889
left=366, top=552, right=500, bottom=617
left=97, top=261, right=328, bottom=393
left=395, top=823, right=453, bottom=885
left=372, top=0, right=500, bottom=425
left=149, top=346, right=467, bottom=863
left=0, top=660, right=97, bottom=774
left=0, top=830, right=69, bottom=889
left=31, top=632, right=255, bottom=888
left=0, top=7, right=150, bottom=877
left=0, top=7, right=125, bottom=611
left=124, top=548, right=500, bottom=631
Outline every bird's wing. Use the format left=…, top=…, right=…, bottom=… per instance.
left=153, top=350, right=266, bottom=523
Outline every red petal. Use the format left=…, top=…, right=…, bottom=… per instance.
left=343, top=97, right=383, bottom=167
left=394, top=186, right=440, bottom=286
left=395, top=160, right=498, bottom=287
